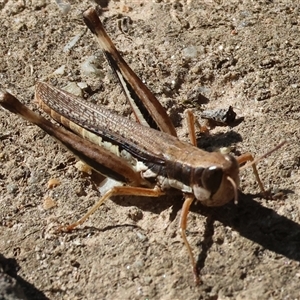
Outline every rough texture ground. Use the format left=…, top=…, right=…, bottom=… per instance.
left=1, top=0, right=300, bottom=299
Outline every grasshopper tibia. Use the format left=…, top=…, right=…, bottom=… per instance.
left=180, top=194, right=200, bottom=284
left=60, top=186, right=165, bottom=231
left=238, top=140, right=286, bottom=198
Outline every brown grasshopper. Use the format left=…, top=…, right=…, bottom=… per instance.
left=0, top=8, right=284, bottom=283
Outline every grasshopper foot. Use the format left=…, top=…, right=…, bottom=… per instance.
left=57, top=223, right=78, bottom=232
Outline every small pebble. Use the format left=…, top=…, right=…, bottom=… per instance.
left=182, top=45, right=198, bottom=59
left=47, top=178, right=61, bottom=189
left=6, top=183, right=18, bottom=194
left=43, top=197, right=57, bottom=210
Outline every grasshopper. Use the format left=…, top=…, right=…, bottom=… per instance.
left=0, top=8, right=284, bottom=283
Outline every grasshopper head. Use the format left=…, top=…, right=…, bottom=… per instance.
left=192, top=154, right=240, bottom=206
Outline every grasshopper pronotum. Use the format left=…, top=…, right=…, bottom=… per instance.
left=0, top=7, right=284, bottom=283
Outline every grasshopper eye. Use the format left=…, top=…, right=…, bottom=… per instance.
left=201, top=166, right=223, bottom=195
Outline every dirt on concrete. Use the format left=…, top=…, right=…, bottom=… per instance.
left=1, top=0, right=300, bottom=299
